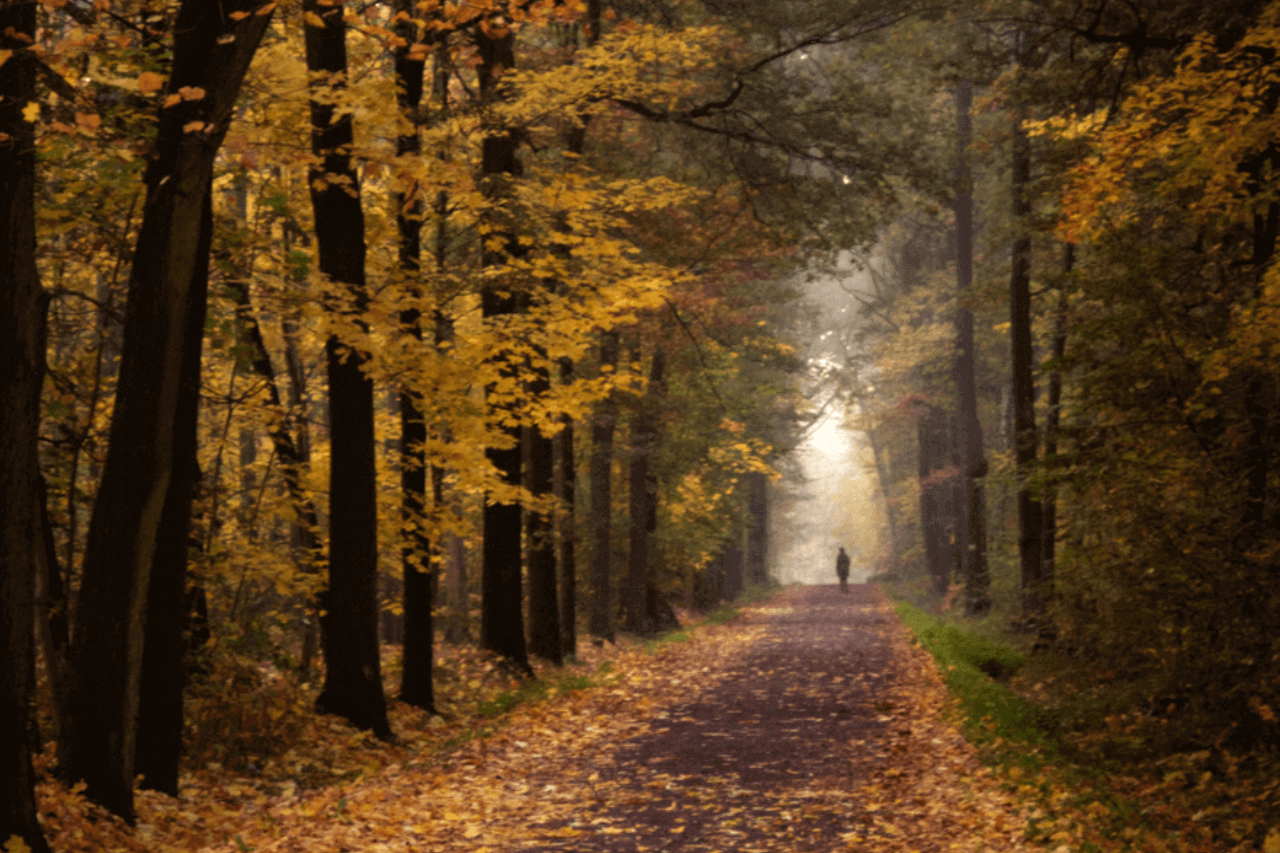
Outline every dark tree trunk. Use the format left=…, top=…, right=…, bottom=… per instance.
left=394, top=0, right=435, bottom=712
left=0, top=3, right=52, bottom=843
left=1009, top=85, right=1043, bottom=628
left=476, top=23, right=532, bottom=673
left=722, top=535, right=745, bottom=601
left=916, top=403, right=956, bottom=597
left=527, top=417, right=562, bottom=661
left=744, top=471, right=769, bottom=587
left=35, top=474, right=71, bottom=747
left=624, top=345, right=664, bottom=635
left=589, top=332, right=620, bottom=642
left=1039, top=244, right=1071, bottom=637
left=305, top=0, right=391, bottom=737
left=954, top=79, right=991, bottom=616
left=557, top=359, right=578, bottom=656
left=136, top=189, right=211, bottom=795
left=62, top=0, right=273, bottom=821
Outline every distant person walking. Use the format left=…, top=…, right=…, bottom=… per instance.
left=835, top=547, right=850, bottom=593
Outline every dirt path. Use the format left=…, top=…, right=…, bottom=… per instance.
left=198, top=585, right=1031, bottom=853
left=520, top=584, right=899, bottom=851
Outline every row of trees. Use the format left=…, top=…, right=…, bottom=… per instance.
left=2, top=0, right=925, bottom=848
left=841, top=0, right=1278, bottom=751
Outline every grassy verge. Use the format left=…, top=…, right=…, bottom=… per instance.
left=894, top=601, right=1057, bottom=773
left=891, top=598, right=1280, bottom=853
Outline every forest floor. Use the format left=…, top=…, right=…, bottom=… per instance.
left=33, top=584, right=1032, bottom=853
left=31, top=584, right=1279, bottom=853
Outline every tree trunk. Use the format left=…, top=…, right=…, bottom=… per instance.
left=916, top=402, right=955, bottom=597
left=745, top=471, right=769, bottom=588
left=553, top=0, right=600, bottom=655
left=527, top=416, right=562, bottom=661
left=34, top=474, right=70, bottom=748
left=953, top=79, right=991, bottom=616
left=394, top=0, right=435, bottom=712
left=305, top=0, right=391, bottom=737
left=557, top=359, right=578, bottom=656
left=476, top=23, right=532, bottom=673
left=625, top=345, right=664, bottom=635
left=135, top=189, right=211, bottom=796
left=1009, top=76, right=1043, bottom=628
left=589, top=332, right=620, bottom=642
left=722, top=533, right=745, bottom=601
left=0, top=3, right=52, bottom=843
left=62, top=0, right=273, bottom=820
left=1039, top=243, right=1070, bottom=641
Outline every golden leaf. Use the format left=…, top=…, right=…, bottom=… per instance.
left=137, top=71, right=165, bottom=94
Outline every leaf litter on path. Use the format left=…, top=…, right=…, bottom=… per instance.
left=38, top=585, right=1036, bottom=852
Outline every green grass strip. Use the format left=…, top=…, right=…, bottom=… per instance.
left=894, top=601, right=1058, bottom=771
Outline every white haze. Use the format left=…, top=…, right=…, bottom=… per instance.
left=769, top=257, right=888, bottom=585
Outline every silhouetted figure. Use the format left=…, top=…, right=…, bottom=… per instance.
left=835, top=547, right=850, bottom=593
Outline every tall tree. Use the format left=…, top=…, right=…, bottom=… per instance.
left=1007, top=41, right=1043, bottom=627
left=0, top=0, right=53, bottom=846
left=62, top=0, right=274, bottom=820
left=135, top=189, right=212, bottom=795
left=477, top=18, right=532, bottom=673
left=526, top=408, right=562, bottom=660
left=304, top=0, right=392, bottom=736
left=916, top=401, right=955, bottom=597
left=952, top=78, right=990, bottom=616
left=394, top=0, right=436, bottom=712
left=588, top=331, right=620, bottom=642
left=744, top=471, right=769, bottom=588
left=1038, top=241, right=1070, bottom=644
left=557, top=357, right=578, bottom=656
left=624, top=343, right=664, bottom=634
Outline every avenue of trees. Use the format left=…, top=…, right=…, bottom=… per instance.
left=3, top=0, right=1280, bottom=849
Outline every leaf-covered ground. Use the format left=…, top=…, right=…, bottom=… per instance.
left=35, top=584, right=1039, bottom=852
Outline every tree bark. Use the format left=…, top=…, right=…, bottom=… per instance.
left=1009, top=68, right=1043, bottom=628
left=722, top=533, right=745, bottom=601
left=744, top=471, right=769, bottom=588
left=476, top=22, right=532, bottom=673
left=916, top=402, right=955, bottom=597
left=557, top=359, right=578, bottom=656
left=1039, top=243, right=1070, bottom=638
left=553, top=0, right=600, bottom=658
left=625, top=345, right=664, bottom=635
left=62, top=0, right=273, bottom=820
left=0, top=2, right=52, bottom=843
left=135, top=189, right=211, bottom=795
left=34, top=474, right=70, bottom=748
left=589, top=332, right=620, bottom=642
left=953, top=79, right=991, bottom=616
left=527, top=416, right=562, bottom=660
left=305, top=0, right=391, bottom=737
left=394, top=0, right=435, bottom=712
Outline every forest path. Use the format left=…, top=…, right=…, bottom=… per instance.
left=200, top=585, right=1031, bottom=853
left=519, top=584, right=899, bottom=851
